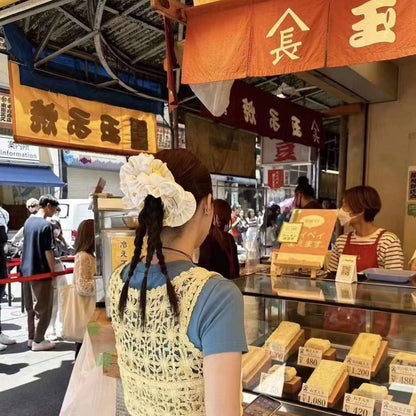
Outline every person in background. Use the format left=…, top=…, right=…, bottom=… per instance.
left=45, top=219, right=66, bottom=341
left=326, top=186, right=403, bottom=336
left=22, top=194, right=58, bottom=351
left=10, top=198, right=40, bottom=247
left=237, top=209, right=249, bottom=243
left=230, top=205, right=243, bottom=245
left=111, top=150, right=246, bottom=416
left=199, top=199, right=239, bottom=279
left=72, top=219, right=96, bottom=358
left=294, top=181, right=322, bottom=209
left=245, top=208, right=258, bottom=242
left=0, top=204, right=16, bottom=350
left=261, top=205, right=279, bottom=256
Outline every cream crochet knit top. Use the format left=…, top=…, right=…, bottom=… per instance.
left=110, top=265, right=214, bottom=416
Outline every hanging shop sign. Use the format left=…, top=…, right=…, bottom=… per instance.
left=9, top=63, right=157, bottom=156
left=201, top=80, right=323, bottom=148
left=0, top=93, right=12, bottom=126
left=185, top=113, right=256, bottom=178
left=182, top=0, right=416, bottom=83
left=268, top=169, right=284, bottom=190
left=262, top=137, right=311, bottom=164
left=183, top=0, right=328, bottom=83
left=0, top=134, right=39, bottom=162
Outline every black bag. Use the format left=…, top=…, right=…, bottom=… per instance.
left=236, top=220, right=248, bottom=234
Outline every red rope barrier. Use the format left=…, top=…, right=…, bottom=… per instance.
left=0, top=268, right=74, bottom=285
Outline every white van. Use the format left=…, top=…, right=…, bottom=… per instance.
left=58, top=199, right=94, bottom=245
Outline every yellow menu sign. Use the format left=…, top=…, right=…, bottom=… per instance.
left=277, top=209, right=338, bottom=269
left=9, top=62, right=157, bottom=155
left=111, top=236, right=135, bottom=270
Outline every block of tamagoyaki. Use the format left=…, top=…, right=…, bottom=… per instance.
left=304, top=338, right=331, bottom=353
left=264, top=321, right=301, bottom=349
left=393, top=352, right=416, bottom=367
left=267, top=364, right=297, bottom=382
left=306, top=360, right=346, bottom=394
left=242, top=346, right=267, bottom=379
left=349, top=333, right=382, bottom=361
left=354, top=383, right=388, bottom=401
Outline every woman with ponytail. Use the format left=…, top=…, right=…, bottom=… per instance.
left=110, top=150, right=247, bottom=416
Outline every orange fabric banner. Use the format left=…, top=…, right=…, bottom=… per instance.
left=182, top=0, right=329, bottom=84
left=328, top=0, right=416, bottom=67
left=182, top=0, right=251, bottom=83
left=250, top=0, right=328, bottom=78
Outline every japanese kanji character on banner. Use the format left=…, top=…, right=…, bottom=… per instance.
left=182, top=0, right=328, bottom=83
left=251, top=0, right=329, bottom=77
left=328, top=0, right=416, bottom=67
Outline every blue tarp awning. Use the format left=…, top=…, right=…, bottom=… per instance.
left=0, top=165, right=66, bottom=187
left=3, top=24, right=165, bottom=115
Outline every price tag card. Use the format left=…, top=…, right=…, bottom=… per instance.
left=269, top=343, right=285, bottom=362
left=381, top=400, right=415, bottom=416
left=336, top=255, right=358, bottom=283
left=346, top=356, right=372, bottom=380
left=343, top=393, right=375, bottom=416
left=390, top=364, right=416, bottom=386
left=299, top=383, right=329, bottom=408
left=256, top=366, right=285, bottom=398
left=298, top=347, right=323, bottom=368
left=278, top=222, right=303, bottom=244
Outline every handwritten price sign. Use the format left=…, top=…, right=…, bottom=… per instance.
left=299, top=383, right=329, bottom=408
left=269, top=343, right=286, bottom=362
left=343, top=393, right=375, bottom=416
left=390, top=364, right=416, bottom=386
left=381, top=400, right=414, bottom=416
left=298, top=347, right=322, bottom=368
left=346, top=356, right=372, bottom=380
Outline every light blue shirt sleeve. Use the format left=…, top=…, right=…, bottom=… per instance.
left=187, top=276, right=248, bottom=357
left=124, top=261, right=248, bottom=357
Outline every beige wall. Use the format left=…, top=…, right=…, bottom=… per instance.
left=366, top=61, right=416, bottom=263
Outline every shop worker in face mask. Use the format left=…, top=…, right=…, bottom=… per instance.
left=329, top=186, right=404, bottom=273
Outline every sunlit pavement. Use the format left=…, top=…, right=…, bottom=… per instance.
left=0, top=284, right=75, bottom=416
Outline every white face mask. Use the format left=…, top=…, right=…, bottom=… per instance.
left=338, top=208, right=358, bottom=227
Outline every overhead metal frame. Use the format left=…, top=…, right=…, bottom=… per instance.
left=8, top=0, right=169, bottom=102
left=0, top=0, right=344, bottom=113
left=0, top=0, right=75, bottom=26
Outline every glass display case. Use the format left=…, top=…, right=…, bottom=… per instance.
left=236, top=273, right=416, bottom=416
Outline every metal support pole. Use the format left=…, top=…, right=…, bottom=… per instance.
left=336, top=116, right=348, bottom=235
left=170, top=109, right=179, bottom=148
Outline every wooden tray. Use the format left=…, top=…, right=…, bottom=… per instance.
left=243, top=351, right=272, bottom=390
left=351, top=389, right=393, bottom=412
left=323, top=348, right=337, bottom=361
left=371, top=341, right=388, bottom=377
left=269, top=330, right=306, bottom=362
left=284, top=376, right=302, bottom=394
left=328, top=371, right=349, bottom=407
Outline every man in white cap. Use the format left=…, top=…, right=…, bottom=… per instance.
left=10, top=198, right=40, bottom=246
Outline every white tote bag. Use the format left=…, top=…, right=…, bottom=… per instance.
left=60, top=284, right=95, bottom=342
